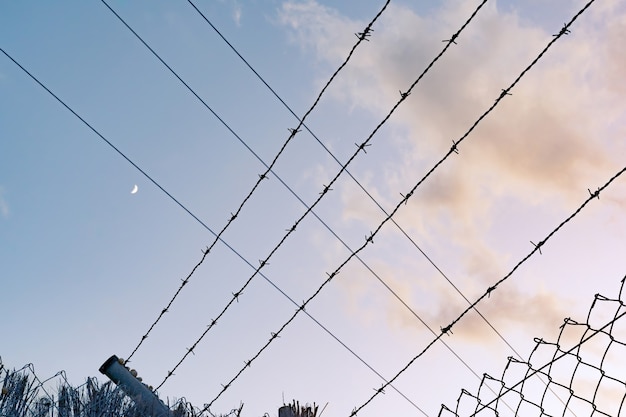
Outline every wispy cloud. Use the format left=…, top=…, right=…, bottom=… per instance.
left=232, top=1, right=242, bottom=26
left=0, top=187, right=9, bottom=219
left=218, top=0, right=242, bottom=26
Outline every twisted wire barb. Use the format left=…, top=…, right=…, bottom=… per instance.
left=198, top=1, right=601, bottom=410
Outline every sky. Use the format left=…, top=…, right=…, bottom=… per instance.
left=1, top=0, right=625, bottom=416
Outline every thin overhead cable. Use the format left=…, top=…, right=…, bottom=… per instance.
left=0, top=47, right=423, bottom=414
left=98, top=0, right=390, bottom=364
left=198, top=1, right=598, bottom=410
left=0, top=48, right=225, bottom=251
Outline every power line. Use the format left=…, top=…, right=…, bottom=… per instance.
left=197, top=1, right=600, bottom=410
left=0, top=49, right=227, bottom=243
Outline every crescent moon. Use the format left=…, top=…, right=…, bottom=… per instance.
left=131, top=185, right=138, bottom=194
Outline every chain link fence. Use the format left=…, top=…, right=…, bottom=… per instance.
left=440, top=278, right=626, bottom=417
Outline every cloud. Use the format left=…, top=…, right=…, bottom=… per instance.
left=427, top=283, right=569, bottom=344
left=278, top=0, right=626, bottom=342
left=218, top=0, right=242, bottom=26
left=347, top=244, right=568, bottom=345
left=279, top=0, right=623, bottom=196
left=0, top=187, right=9, bottom=219
left=232, top=1, right=242, bottom=26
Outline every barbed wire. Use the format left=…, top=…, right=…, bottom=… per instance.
left=60, top=2, right=514, bottom=411
left=159, top=1, right=555, bottom=412
left=439, top=278, right=626, bottom=416
left=0, top=44, right=426, bottom=414
left=187, top=0, right=528, bottom=379
left=155, top=0, right=498, bottom=393
left=197, top=0, right=608, bottom=410
left=99, top=0, right=391, bottom=364
left=168, top=5, right=586, bottom=415
left=185, top=5, right=579, bottom=413
left=4, top=2, right=612, bottom=415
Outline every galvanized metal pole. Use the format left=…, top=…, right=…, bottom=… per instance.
left=99, top=355, right=172, bottom=417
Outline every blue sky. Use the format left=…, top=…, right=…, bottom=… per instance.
left=1, top=1, right=625, bottom=416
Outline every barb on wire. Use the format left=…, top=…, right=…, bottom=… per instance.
left=442, top=33, right=459, bottom=45
left=588, top=187, right=600, bottom=199
left=355, top=27, right=374, bottom=41
left=498, top=88, right=512, bottom=100
left=553, top=23, right=572, bottom=37
left=530, top=240, right=544, bottom=254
